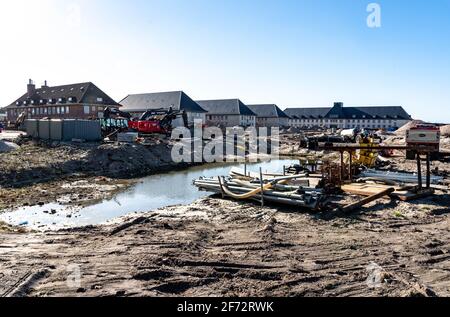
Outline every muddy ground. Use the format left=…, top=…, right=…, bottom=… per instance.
left=0, top=195, right=449, bottom=297
left=0, top=138, right=195, bottom=212
left=0, top=134, right=449, bottom=297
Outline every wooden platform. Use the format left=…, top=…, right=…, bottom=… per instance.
left=341, top=183, right=434, bottom=201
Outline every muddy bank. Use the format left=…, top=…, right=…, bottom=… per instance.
left=0, top=140, right=191, bottom=188
left=0, top=194, right=449, bottom=297
left=0, top=176, right=132, bottom=211
left=0, top=140, right=197, bottom=215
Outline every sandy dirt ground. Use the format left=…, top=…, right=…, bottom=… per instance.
left=0, top=134, right=449, bottom=297
left=0, top=193, right=449, bottom=297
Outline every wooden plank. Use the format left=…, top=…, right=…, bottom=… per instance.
left=341, top=183, right=434, bottom=201
left=340, top=187, right=395, bottom=213
left=341, top=183, right=399, bottom=196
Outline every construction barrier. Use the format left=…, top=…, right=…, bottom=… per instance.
left=25, top=119, right=102, bottom=142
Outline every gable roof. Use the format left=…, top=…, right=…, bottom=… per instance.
left=285, top=105, right=411, bottom=120
left=6, top=82, right=118, bottom=108
left=247, top=104, right=290, bottom=119
left=196, top=99, right=256, bottom=116
left=284, top=107, right=330, bottom=119
left=354, top=106, right=411, bottom=119
left=119, top=91, right=207, bottom=113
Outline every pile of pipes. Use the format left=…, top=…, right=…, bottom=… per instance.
left=360, top=169, right=444, bottom=185
left=193, top=168, right=326, bottom=210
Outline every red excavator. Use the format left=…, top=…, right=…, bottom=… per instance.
left=101, top=107, right=188, bottom=138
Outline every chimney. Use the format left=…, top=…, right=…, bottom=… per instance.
left=334, top=102, right=344, bottom=109
left=27, top=79, right=36, bottom=97
left=42, top=80, right=49, bottom=88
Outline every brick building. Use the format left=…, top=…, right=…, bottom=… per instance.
left=4, top=80, right=119, bottom=122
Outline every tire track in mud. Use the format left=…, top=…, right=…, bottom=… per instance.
left=0, top=197, right=449, bottom=297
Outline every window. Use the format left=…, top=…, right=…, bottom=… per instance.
left=84, top=106, right=90, bottom=114
left=66, top=106, right=70, bottom=114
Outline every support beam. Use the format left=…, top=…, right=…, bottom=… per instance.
left=349, top=151, right=353, bottom=181
left=259, top=167, right=265, bottom=207
left=417, top=153, right=422, bottom=189
left=340, top=187, right=395, bottom=213
left=426, top=153, right=431, bottom=189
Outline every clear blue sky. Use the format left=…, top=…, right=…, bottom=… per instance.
left=1, top=0, right=449, bottom=122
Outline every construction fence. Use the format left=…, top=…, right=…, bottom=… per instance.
left=25, top=119, right=102, bottom=142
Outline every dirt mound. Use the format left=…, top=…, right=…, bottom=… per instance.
left=395, top=120, right=423, bottom=136
left=0, top=141, right=190, bottom=188
left=440, top=125, right=450, bottom=137
left=0, top=141, right=19, bottom=153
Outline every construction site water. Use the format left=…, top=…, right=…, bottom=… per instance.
left=0, top=159, right=299, bottom=230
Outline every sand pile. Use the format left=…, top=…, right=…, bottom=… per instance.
left=395, top=120, right=424, bottom=136
left=440, top=125, right=450, bottom=137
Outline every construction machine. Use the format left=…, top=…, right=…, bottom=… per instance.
left=101, top=107, right=188, bottom=139
left=7, top=111, right=27, bottom=130
left=406, top=123, right=441, bottom=159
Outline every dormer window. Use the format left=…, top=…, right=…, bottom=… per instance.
left=48, top=98, right=55, bottom=104
left=40, top=99, right=46, bottom=104
left=30, top=100, right=35, bottom=105
left=68, top=97, right=77, bottom=103
left=22, top=100, right=28, bottom=105
left=16, top=101, right=20, bottom=106
left=58, top=97, right=66, bottom=103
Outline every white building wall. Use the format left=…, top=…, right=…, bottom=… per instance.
left=187, top=112, right=206, bottom=125
left=288, top=118, right=411, bottom=130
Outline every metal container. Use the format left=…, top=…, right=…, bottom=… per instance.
left=62, top=120, right=101, bottom=142
left=38, top=120, right=51, bottom=140
left=50, top=120, right=63, bottom=141
left=117, top=132, right=139, bottom=143
left=25, top=119, right=39, bottom=138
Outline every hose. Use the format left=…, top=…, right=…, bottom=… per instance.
left=218, top=177, right=290, bottom=200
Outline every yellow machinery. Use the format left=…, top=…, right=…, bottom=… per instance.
left=353, top=137, right=378, bottom=167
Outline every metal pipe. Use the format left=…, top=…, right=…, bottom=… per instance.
left=426, top=153, right=431, bottom=189
left=417, top=153, right=422, bottom=189
left=260, top=167, right=265, bottom=207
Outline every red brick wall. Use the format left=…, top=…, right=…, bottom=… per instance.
left=6, top=104, right=117, bottom=122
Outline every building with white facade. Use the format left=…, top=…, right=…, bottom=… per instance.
left=246, top=104, right=290, bottom=128
left=197, top=99, right=256, bottom=128
left=285, top=102, right=412, bottom=130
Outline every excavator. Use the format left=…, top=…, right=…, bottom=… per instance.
left=101, top=107, right=188, bottom=138
left=6, top=111, right=27, bottom=130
